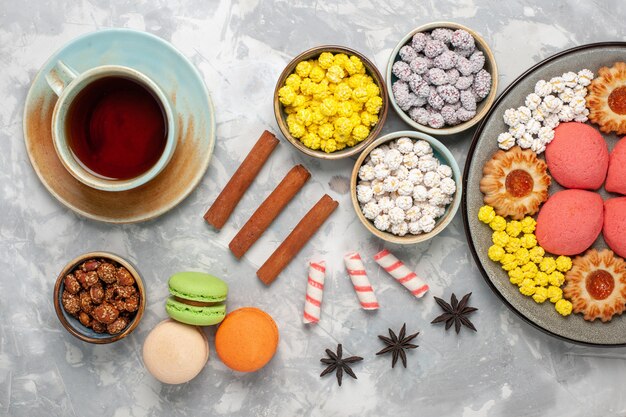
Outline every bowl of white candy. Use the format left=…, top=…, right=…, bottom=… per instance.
left=350, top=130, right=462, bottom=244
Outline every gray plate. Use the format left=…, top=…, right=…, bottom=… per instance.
left=463, top=42, right=626, bottom=347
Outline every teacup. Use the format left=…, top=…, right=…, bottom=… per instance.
left=45, top=61, right=176, bottom=192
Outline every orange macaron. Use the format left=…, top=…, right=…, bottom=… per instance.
left=215, top=307, right=279, bottom=372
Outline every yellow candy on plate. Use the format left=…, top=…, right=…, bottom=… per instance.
left=555, top=299, right=573, bottom=316
left=489, top=216, right=506, bottom=231
left=478, top=205, right=496, bottom=224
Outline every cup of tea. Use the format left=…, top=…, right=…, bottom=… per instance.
left=45, top=61, right=176, bottom=192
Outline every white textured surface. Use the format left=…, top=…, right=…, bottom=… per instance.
left=2, top=1, right=626, bottom=416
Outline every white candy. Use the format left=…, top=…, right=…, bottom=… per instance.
left=358, top=164, right=375, bottom=181
left=518, top=132, right=533, bottom=149
left=559, top=88, right=575, bottom=103
left=406, top=206, right=421, bottom=222
left=407, top=168, right=424, bottom=184
left=525, top=93, right=542, bottom=110
left=362, top=201, right=381, bottom=219
left=562, top=71, right=577, bottom=88
left=396, top=137, right=415, bottom=154
left=395, top=195, right=413, bottom=211
left=402, top=152, right=419, bottom=169
left=428, top=187, right=447, bottom=206
left=569, top=96, right=586, bottom=112
left=440, top=177, right=456, bottom=195
left=371, top=179, right=385, bottom=195
left=418, top=156, right=438, bottom=172
left=388, top=222, right=406, bottom=237
left=369, top=148, right=386, bottom=165
left=374, top=214, right=391, bottom=231
left=437, top=164, right=452, bottom=178
left=577, top=69, right=593, bottom=86
left=383, top=176, right=400, bottom=192
left=544, top=114, right=559, bottom=130
left=374, top=163, right=389, bottom=180
left=413, top=140, right=433, bottom=156
left=538, top=126, right=555, bottom=143
left=503, top=108, right=520, bottom=127
left=419, top=202, right=440, bottom=218
left=549, top=77, right=565, bottom=93
left=419, top=215, right=436, bottom=233
left=357, top=185, right=373, bottom=203
left=534, top=79, right=553, bottom=97
left=384, top=149, right=403, bottom=170
left=423, top=171, right=441, bottom=188
left=543, top=95, right=563, bottom=113
left=558, top=104, right=575, bottom=121
left=497, top=132, right=515, bottom=150
left=510, top=123, right=526, bottom=139
left=408, top=221, right=422, bottom=235
left=531, top=139, right=546, bottom=154
left=525, top=118, right=541, bottom=135
left=388, top=207, right=406, bottom=225
left=413, top=185, right=429, bottom=202
left=517, top=106, right=532, bottom=123
left=392, top=166, right=409, bottom=180
left=397, top=180, right=414, bottom=196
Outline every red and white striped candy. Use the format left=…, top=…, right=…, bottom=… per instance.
left=374, top=249, right=429, bottom=298
left=303, top=260, right=325, bottom=324
left=344, top=252, right=379, bottom=310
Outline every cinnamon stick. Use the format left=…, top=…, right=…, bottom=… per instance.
left=257, top=194, right=338, bottom=285
left=229, top=165, right=311, bottom=259
left=204, top=130, right=279, bottom=229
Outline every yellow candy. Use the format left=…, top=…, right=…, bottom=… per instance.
left=509, top=267, right=524, bottom=285
left=350, top=55, right=366, bottom=74
left=352, top=125, right=370, bottom=141
left=361, top=111, right=379, bottom=127
left=548, top=271, right=565, bottom=287
left=501, top=254, right=518, bottom=271
left=535, top=271, right=549, bottom=287
left=555, top=299, right=573, bottom=316
left=515, top=248, right=530, bottom=264
left=349, top=113, right=361, bottom=128
left=336, top=142, right=347, bottom=151
left=352, top=87, right=369, bottom=103
left=505, top=237, right=521, bottom=253
left=347, top=74, right=366, bottom=89
left=555, top=256, right=572, bottom=272
left=529, top=246, right=545, bottom=264
left=309, top=66, right=326, bottom=83
left=351, top=100, right=364, bottom=113
left=318, top=52, right=335, bottom=69
left=311, top=108, right=327, bottom=125
left=540, top=257, right=557, bottom=274
left=532, top=287, right=548, bottom=303
left=343, top=59, right=358, bottom=75
left=521, top=261, right=538, bottom=279
left=320, top=97, right=338, bottom=116
left=488, top=245, right=506, bottom=262
left=292, top=95, right=308, bottom=108
left=323, top=138, right=337, bottom=153
left=333, top=53, right=349, bottom=67
left=326, top=65, right=345, bottom=84
left=519, top=282, right=536, bottom=296
left=337, top=101, right=353, bottom=118
left=547, top=286, right=563, bottom=303
left=478, top=205, right=496, bottom=224
left=296, top=108, right=313, bottom=126
left=278, top=86, right=297, bottom=105
left=520, top=216, right=537, bottom=234
left=489, top=216, right=507, bottom=231
left=520, top=233, right=537, bottom=249
left=366, top=83, right=380, bottom=98
left=295, top=61, right=312, bottom=77
left=365, top=96, right=383, bottom=115
left=506, top=221, right=522, bottom=237
left=334, top=117, right=353, bottom=136
left=318, top=123, right=334, bottom=139
left=491, top=231, right=509, bottom=247
left=287, top=120, right=306, bottom=138
left=285, top=73, right=302, bottom=90
left=334, top=83, right=352, bottom=101
left=301, top=132, right=321, bottom=150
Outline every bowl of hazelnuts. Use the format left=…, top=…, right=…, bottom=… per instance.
left=53, top=252, right=146, bottom=344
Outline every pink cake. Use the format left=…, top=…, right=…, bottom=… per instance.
left=603, top=197, right=626, bottom=258
left=536, top=189, right=604, bottom=255
left=545, top=122, right=609, bottom=190
left=605, top=137, right=626, bottom=195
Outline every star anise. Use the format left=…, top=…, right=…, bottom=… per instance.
left=431, top=292, right=478, bottom=334
left=376, top=323, right=419, bottom=368
left=320, top=344, right=363, bottom=386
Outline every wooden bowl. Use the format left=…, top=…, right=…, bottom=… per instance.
left=274, top=45, right=389, bottom=160
left=386, top=21, right=498, bottom=136
left=350, top=131, right=462, bottom=244
left=53, top=252, right=146, bottom=344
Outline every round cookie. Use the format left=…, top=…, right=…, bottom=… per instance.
left=215, top=307, right=279, bottom=372
left=604, top=197, right=626, bottom=258
left=142, top=320, right=209, bottom=384
left=536, top=189, right=604, bottom=255
left=545, top=122, right=609, bottom=190
left=606, top=137, right=626, bottom=195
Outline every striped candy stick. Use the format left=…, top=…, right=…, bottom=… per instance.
left=303, top=261, right=326, bottom=324
left=373, top=249, right=429, bottom=298
left=344, top=252, right=379, bottom=310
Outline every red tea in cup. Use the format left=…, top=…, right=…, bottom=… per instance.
left=66, top=76, right=167, bottom=180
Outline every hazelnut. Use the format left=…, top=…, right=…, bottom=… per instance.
left=92, top=302, right=119, bottom=324
left=85, top=271, right=99, bottom=287
left=124, top=295, right=140, bottom=313
left=111, top=299, right=126, bottom=312
left=61, top=291, right=81, bottom=315
left=75, top=270, right=89, bottom=288
left=116, top=267, right=135, bottom=286
left=81, top=259, right=100, bottom=272
left=89, top=283, right=104, bottom=304
left=114, top=285, right=136, bottom=299
left=92, top=320, right=106, bottom=333
left=78, top=312, right=92, bottom=327
left=79, top=291, right=93, bottom=313
left=104, top=286, right=115, bottom=302
left=64, top=274, right=81, bottom=295
left=97, top=263, right=117, bottom=284
left=106, top=317, right=129, bottom=334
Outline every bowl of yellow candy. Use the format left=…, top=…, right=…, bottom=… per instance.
left=274, top=45, right=389, bottom=160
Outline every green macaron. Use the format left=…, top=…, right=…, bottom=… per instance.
left=165, top=272, right=228, bottom=326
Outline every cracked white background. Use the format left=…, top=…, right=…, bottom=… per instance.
left=2, top=1, right=626, bottom=416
